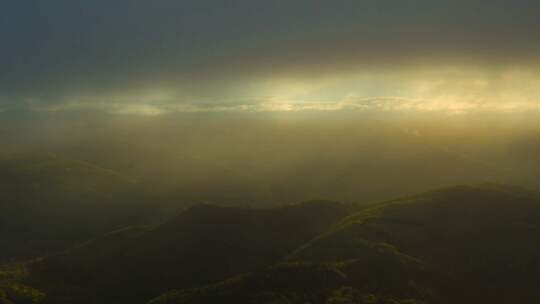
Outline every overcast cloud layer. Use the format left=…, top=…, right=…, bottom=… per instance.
left=1, top=0, right=540, bottom=114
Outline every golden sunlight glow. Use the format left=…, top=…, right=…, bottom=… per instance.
left=30, top=68, right=540, bottom=116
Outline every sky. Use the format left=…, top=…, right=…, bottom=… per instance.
left=1, top=0, right=540, bottom=115
left=2, top=1, right=540, bottom=203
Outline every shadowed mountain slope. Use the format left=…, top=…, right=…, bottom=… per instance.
left=150, top=184, right=540, bottom=304
left=29, top=201, right=355, bottom=304
left=287, top=184, right=540, bottom=303
left=0, top=154, right=153, bottom=262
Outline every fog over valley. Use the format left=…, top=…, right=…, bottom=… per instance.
left=2, top=1, right=540, bottom=303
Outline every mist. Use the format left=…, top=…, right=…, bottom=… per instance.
left=3, top=2, right=540, bottom=303
left=2, top=109, right=538, bottom=207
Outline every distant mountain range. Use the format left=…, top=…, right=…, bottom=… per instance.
left=0, top=154, right=151, bottom=262
left=4, top=184, right=536, bottom=304
left=2, top=154, right=540, bottom=303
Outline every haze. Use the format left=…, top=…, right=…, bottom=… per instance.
left=3, top=2, right=540, bottom=304
left=1, top=1, right=539, bottom=206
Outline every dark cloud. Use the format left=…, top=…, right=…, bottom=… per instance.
left=1, top=0, right=540, bottom=107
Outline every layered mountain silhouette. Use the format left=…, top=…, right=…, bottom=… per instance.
left=15, top=183, right=540, bottom=304
left=143, top=184, right=540, bottom=304
left=1, top=153, right=539, bottom=304
left=28, top=201, right=354, bottom=303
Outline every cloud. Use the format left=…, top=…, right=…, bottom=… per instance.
left=31, top=96, right=540, bottom=116
left=1, top=1, right=540, bottom=112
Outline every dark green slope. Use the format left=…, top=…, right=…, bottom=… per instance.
left=0, top=266, right=45, bottom=304
left=151, top=184, right=540, bottom=304
left=149, top=254, right=442, bottom=304
left=148, top=263, right=349, bottom=304
left=288, top=184, right=540, bottom=303
left=0, top=154, right=153, bottom=262
left=29, top=201, right=354, bottom=304
left=16, top=183, right=540, bottom=304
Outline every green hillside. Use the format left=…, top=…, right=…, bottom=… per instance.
left=149, top=257, right=440, bottom=304
left=148, top=184, right=540, bottom=304
left=6, top=183, right=540, bottom=304
left=287, top=184, right=540, bottom=303
left=0, top=265, right=45, bottom=304
left=28, top=201, right=354, bottom=304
